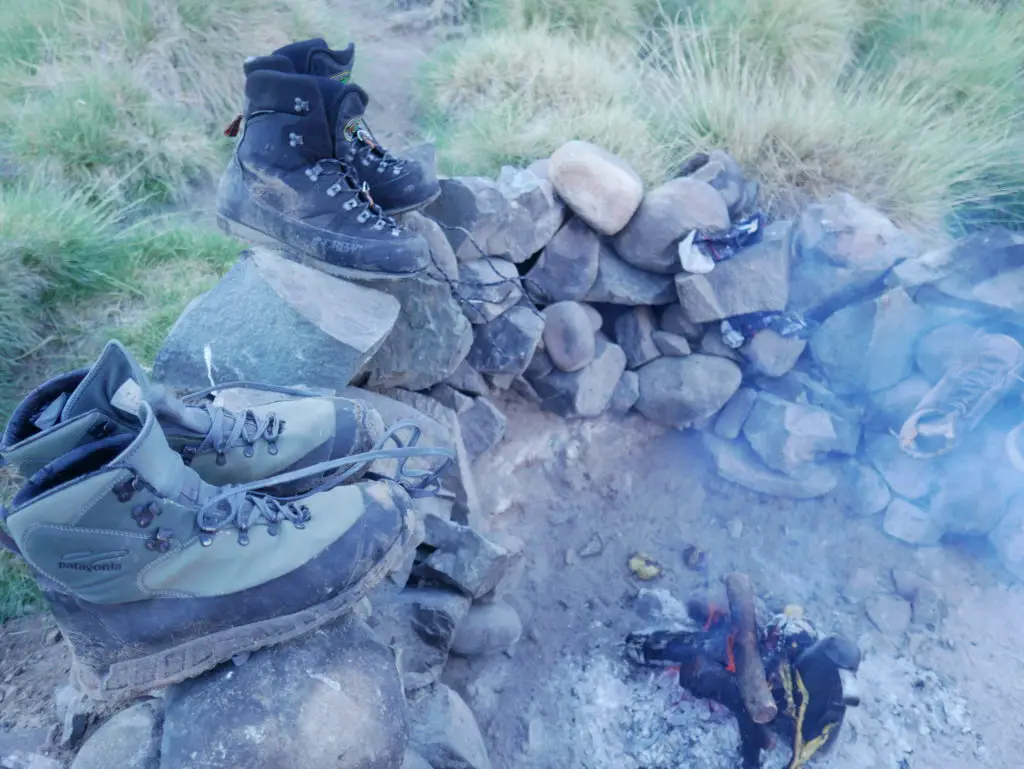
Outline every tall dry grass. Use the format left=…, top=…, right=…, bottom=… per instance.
left=423, top=0, right=1024, bottom=230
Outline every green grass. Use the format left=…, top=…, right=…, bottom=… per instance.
left=423, top=0, right=1024, bottom=230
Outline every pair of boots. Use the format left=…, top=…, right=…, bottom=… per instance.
left=217, top=38, right=440, bottom=277
left=0, top=341, right=451, bottom=700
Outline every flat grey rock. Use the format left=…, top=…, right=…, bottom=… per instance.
left=810, top=288, right=927, bottom=395
left=532, top=335, right=627, bottom=418
left=347, top=268, right=473, bottom=391
left=408, top=685, right=492, bottom=769
left=615, top=307, right=661, bottom=369
left=458, top=258, right=523, bottom=325
left=609, top=370, right=640, bottom=415
left=366, top=587, right=471, bottom=693
left=789, top=192, right=917, bottom=314
left=703, top=434, right=838, bottom=499
left=675, top=239, right=789, bottom=323
left=584, top=243, right=677, bottom=306
left=525, top=216, right=600, bottom=303
left=153, top=248, right=399, bottom=391
left=419, top=515, right=515, bottom=599
left=652, top=331, right=691, bottom=357
left=160, top=617, right=408, bottom=769
left=712, top=387, right=758, bottom=440
left=458, top=397, right=507, bottom=461
left=467, top=305, right=545, bottom=376
left=883, top=499, right=943, bottom=546
left=742, top=330, right=806, bottom=377
left=70, top=700, right=161, bottom=769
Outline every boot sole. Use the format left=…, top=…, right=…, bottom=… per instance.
left=70, top=506, right=422, bottom=701
left=382, top=188, right=442, bottom=217
left=217, top=215, right=425, bottom=283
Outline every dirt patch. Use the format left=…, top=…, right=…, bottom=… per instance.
left=0, top=614, right=69, bottom=742
left=446, top=396, right=1024, bottom=769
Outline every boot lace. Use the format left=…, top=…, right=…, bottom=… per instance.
left=304, top=157, right=402, bottom=235
left=343, top=116, right=406, bottom=177
left=193, top=420, right=453, bottom=546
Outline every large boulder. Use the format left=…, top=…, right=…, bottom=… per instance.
left=153, top=247, right=399, bottom=391
left=788, top=193, right=918, bottom=314
left=810, top=288, right=927, bottom=395
left=635, top=354, right=742, bottom=429
left=160, top=617, right=408, bottom=769
left=613, top=177, right=730, bottom=274
left=548, top=140, right=643, bottom=235
left=584, top=243, right=677, bottom=306
left=525, top=217, right=600, bottom=303
left=674, top=239, right=789, bottom=323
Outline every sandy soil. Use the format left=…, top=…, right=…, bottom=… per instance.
left=446, top=395, right=1024, bottom=769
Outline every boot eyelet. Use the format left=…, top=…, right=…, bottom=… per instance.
left=113, top=475, right=138, bottom=503
left=267, top=443, right=279, bottom=456
left=238, top=531, right=251, bottom=546
left=180, top=445, right=198, bottom=466
left=293, top=97, right=310, bottom=113
left=267, top=523, right=279, bottom=537
left=145, top=528, right=174, bottom=553
left=199, top=532, right=215, bottom=547
left=288, top=132, right=303, bottom=147
left=293, top=520, right=306, bottom=530
left=326, top=182, right=343, bottom=197
left=243, top=445, right=255, bottom=458
left=131, top=503, right=157, bottom=528
left=215, top=452, right=227, bottom=466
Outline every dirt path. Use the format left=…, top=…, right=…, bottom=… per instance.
left=449, top=397, right=1024, bottom=769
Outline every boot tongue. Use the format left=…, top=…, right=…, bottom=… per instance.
left=124, top=404, right=199, bottom=504
left=61, top=340, right=151, bottom=425
left=146, top=384, right=213, bottom=437
left=274, top=39, right=354, bottom=82
left=321, top=82, right=371, bottom=156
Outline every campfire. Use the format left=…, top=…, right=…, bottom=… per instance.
left=626, top=573, right=861, bottom=769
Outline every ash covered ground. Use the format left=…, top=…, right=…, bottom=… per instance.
left=444, top=397, right=1024, bottom=769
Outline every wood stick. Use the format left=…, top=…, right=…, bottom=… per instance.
left=725, top=572, right=778, bottom=725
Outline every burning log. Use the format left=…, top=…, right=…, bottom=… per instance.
left=625, top=574, right=861, bottom=769
left=725, top=572, right=778, bottom=725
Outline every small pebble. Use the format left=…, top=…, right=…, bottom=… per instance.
left=729, top=519, right=744, bottom=538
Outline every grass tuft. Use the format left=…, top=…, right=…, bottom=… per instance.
left=424, top=0, right=1024, bottom=230
left=424, top=26, right=669, bottom=181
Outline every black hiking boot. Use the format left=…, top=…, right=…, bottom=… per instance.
left=216, top=68, right=429, bottom=277
left=258, top=38, right=441, bottom=215
left=1, top=402, right=452, bottom=700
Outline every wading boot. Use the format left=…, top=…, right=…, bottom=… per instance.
left=0, top=340, right=384, bottom=492
left=1, top=402, right=450, bottom=700
left=899, top=332, right=1024, bottom=459
left=217, top=68, right=429, bottom=276
left=267, top=38, right=441, bottom=215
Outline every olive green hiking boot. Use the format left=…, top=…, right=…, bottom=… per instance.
left=0, top=340, right=384, bottom=493
left=1, top=402, right=452, bottom=700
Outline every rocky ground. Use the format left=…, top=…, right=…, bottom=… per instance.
left=454, top=398, right=1024, bottom=769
